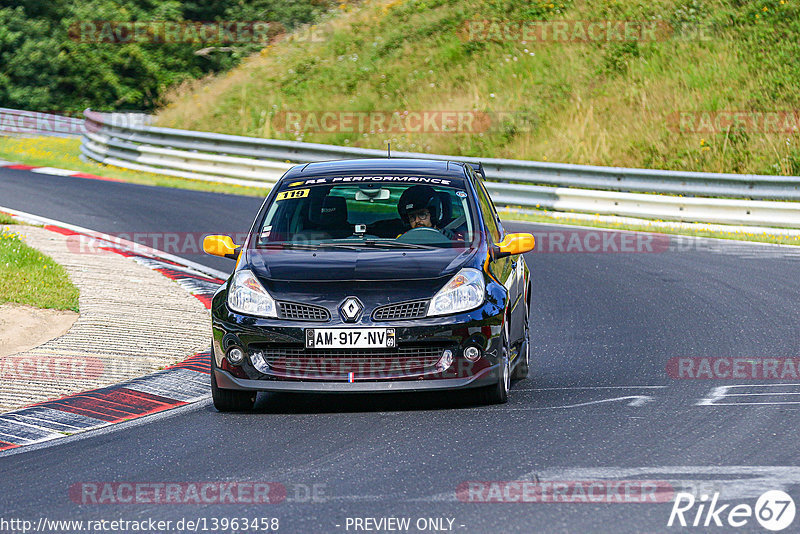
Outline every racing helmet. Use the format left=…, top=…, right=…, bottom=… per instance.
left=398, top=185, right=442, bottom=226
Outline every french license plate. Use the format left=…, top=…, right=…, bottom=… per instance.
left=305, top=328, right=395, bottom=349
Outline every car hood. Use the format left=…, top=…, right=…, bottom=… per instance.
left=246, top=247, right=478, bottom=282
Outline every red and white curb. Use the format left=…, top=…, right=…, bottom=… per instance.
left=0, top=208, right=227, bottom=453
left=0, top=159, right=125, bottom=183
left=0, top=354, right=212, bottom=451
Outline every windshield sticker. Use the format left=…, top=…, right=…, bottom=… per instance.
left=456, top=191, right=467, bottom=198
left=276, top=188, right=309, bottom=200
left=290, top=176, right=455, bottom=186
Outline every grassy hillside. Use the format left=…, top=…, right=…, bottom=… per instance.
left=157, top=0, right=800, bottom=176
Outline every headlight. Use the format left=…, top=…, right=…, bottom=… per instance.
left=227, top=269, right=277, bottom=317
left=427, top=268, right=485, bottom=317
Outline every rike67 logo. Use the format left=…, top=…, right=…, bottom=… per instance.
left=668, top=490, right=796, bottom=531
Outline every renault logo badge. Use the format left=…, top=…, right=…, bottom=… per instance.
left=339, top=297, right=363, bottom=323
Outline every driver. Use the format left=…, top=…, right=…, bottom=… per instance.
left=398, top=185, right=461, bottom=239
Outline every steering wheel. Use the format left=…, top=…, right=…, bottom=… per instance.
left=396, top=226, right=451, bottom=244
left=402, top=227, right=442, bottom=236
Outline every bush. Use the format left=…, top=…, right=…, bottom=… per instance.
left=0, top=0, right=334, bottom=113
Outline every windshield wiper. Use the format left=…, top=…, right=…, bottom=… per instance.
left=258, top=241, right=436, bottom=250
left=314, top=242, right=364, bottom=250
left=359, top=240, right=436, bottom=250
left=258, top=242, right=320, bottom=250
left=306, top=240, right=435, bottom=250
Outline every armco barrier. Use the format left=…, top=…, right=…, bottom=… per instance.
left=78, top=109, right=800, bottom=228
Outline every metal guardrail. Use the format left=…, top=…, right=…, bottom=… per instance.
left=80, top=109, right=800, bottom=229
left=0, top=108, right=86, bottom=137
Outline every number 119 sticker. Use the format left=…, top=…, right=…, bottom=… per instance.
left=276, top=189, right=309, bottom=200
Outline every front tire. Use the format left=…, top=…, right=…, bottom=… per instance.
left=512, top=294, right=531, bottom=380
left=481, top=332, right=510, bottom=405
left=211, top=356, right=256, bottom=412
left=511, top=329, right=530, bottom=380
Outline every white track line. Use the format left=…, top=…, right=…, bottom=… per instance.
left=0, top=205, right=229, bottom=280
left=29, top=167, right=80, bottom=176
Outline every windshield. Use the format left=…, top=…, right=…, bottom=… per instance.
left=255, top=177, right=475, bottom=249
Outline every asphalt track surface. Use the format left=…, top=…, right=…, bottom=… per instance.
left=1, top=167, right=800, bottom=533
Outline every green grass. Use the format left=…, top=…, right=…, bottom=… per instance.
left=502, top=209, right=800, bottom=247
left=156, top=0, right=800, bottom=177
left=0, top=225, right=80, bottom=312
left=0, top=136, right=268, bottom=198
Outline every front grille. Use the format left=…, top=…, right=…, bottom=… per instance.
left=252, top=345, right=448, bottom=377
left=372, top=299, right=429, bottom=321
left=278, top=302, right=330, bottom=322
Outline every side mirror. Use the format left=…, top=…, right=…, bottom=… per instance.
left=492, top=233, right=535, bottom=260
left=203, top=235, right=241, bottom=260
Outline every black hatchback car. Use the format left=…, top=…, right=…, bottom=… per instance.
left=203, top=158, right=535, bottom=411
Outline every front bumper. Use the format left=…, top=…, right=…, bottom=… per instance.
left=210, top=288, right=506, bottom=392
left=214, top=364, right=499, bottom=393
